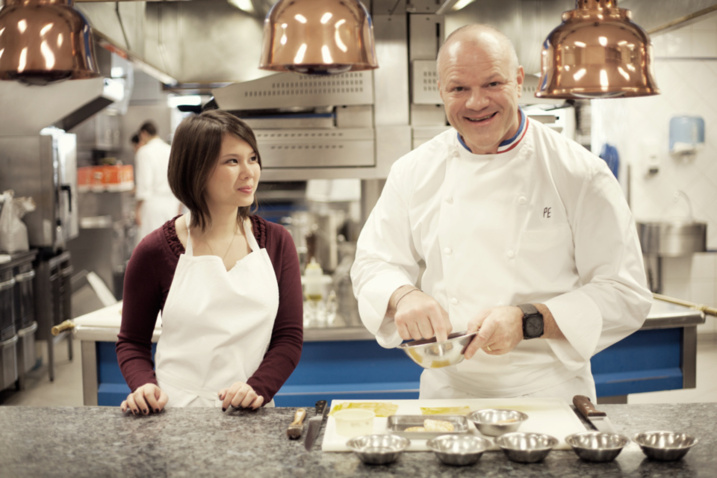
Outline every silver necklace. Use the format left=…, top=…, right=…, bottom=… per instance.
left=206, top=221, right=240, bottom=262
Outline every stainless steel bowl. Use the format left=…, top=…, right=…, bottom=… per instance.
left=633, top=431, right=698, bottom=461
left=495, top=432, right=558, bottom=463
left=346, top=434, right=411, bottom=465
left=565, top=431, right=629, bottom=462
left=468, top=409, right=528, bottom=437
left=426, top=434, right=491, bottom=466
left=399, top=331, right=477, bottom=369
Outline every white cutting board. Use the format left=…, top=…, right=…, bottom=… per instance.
left=321, top=398, right=588, bottom=452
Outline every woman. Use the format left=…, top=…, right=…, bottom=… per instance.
left=117, top=110, right=303, bottom=414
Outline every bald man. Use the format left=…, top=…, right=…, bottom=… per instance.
left=351, top=25, right=651, bottom=402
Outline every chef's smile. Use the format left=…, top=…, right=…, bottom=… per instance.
left=466, top=111, right=497, bottom=123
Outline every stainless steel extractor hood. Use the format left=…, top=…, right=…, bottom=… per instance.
left=0, top=76, right=124, bottom=136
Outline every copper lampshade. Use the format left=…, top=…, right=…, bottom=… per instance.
left=536, top=0, right=659, bottom=99
left=259, top=0, right=378, bottom=75
left=0, top=0, right=99, bottom=84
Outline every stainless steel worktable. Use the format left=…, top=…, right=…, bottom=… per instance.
left=0, top=403, right=714, bottom=477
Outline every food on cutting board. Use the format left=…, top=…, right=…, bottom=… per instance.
left=404, top=419, right=455, bottom=433
left=420, top=406, right=472, bottom=416
left=329, top=402, right=399, bottom=418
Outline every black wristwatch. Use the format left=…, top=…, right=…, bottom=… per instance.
left=518, top=303, right=544, bottom=339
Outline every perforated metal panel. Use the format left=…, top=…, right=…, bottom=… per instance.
left=213, top=71, right=374, bottom=111
left=255, top=128, right=375, bottom=169
left=412, top=60, right=441, bottom=104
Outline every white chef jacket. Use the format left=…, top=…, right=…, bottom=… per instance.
left=135, top=137, right=181, bottom=240
left=350, top=118, right=652, bottom=399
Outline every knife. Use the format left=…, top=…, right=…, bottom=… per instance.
left=304, top=400, right=329, bottom=451
left=573, top=395, right=616, bottom=433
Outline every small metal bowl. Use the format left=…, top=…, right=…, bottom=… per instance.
left=495, top=432, right=558, bottom=463
left=468, top=409, right=528, bottom=437
left=399, top=331, right=477, bottom=369
left=426, top=434, right=491, bottom=466
left=633, top=431, right=698, bottom=461
left=346, top=434, right=411, bottom=465
left=565, top=431, right=630, bottom=462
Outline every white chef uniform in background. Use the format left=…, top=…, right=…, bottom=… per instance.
left=351, top=119, right=651, bottom=401
left=155, top=218, right=278, bottom=407
left=135, top=137, right=182, bottom=241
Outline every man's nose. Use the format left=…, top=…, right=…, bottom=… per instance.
left=465, top=89, right=488, bottom=109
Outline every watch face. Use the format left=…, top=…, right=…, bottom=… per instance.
left=525, top=315, right=543, bottom=338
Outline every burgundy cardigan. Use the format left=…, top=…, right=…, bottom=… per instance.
left=115, top=215, right=303, bottom=403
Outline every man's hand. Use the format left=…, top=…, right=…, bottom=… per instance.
left=463, top=306, right=524, bottom=359
left=390, top=286, right=452, bottom=343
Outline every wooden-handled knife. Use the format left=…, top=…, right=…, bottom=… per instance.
left=573, top=395, right=617, bottom=433
left=287, top=408, right=307, bottom=439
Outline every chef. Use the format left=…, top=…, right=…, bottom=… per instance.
left=350, top=24, right=652, bottom=402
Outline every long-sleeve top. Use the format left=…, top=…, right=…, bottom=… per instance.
left=116, top=215, right=303, bottom=403
left=351, top=118, right=653, bottom=398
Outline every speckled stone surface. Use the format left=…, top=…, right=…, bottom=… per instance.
left=0, top=403, right=715, bottom=477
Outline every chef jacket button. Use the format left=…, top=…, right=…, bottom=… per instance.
left=450, top=297, right=458, bottom=305
left=506, top=250, right=515, bottom=259
left=518, top=196, right=527, bottom=205
left=444, top=247, right=452, bottom=255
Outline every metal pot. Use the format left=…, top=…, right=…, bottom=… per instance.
left=637, top=221, right=706, bottom=257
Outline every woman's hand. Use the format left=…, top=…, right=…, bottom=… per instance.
left=121, top=383, right=169, bottom=415
left=219, top=382, right=264, bottom=411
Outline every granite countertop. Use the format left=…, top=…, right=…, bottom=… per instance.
left=1, top=403, right=715, bottom=477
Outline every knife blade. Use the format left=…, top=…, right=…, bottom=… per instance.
left=573, top=395, right=616, bottom=433
left=304, top=400, right=328, bottom=451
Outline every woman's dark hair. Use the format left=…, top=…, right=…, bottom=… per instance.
left=167, top=110, right=262, bottom=230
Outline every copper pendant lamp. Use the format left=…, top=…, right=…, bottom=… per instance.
left=259, top=0, right=378, bottom=75
left=0, top=0, right=100, bottom=84
left=536, top=0, right=659, bottom=99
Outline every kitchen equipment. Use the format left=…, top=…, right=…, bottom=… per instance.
left=345, top=434, right=410, bottom=465
left=495, top=432, right=559, bottom=463
left=573, top=395, right=616, bottom=433
left=333, top=408, right=375, bottom=438
left=322, top=398, right=587, bottom=452
left=387, top=415, right=471, bottom=439
left=565, top=431, right=629, bottom=462
left=304, top=399, right=329, bottom=451
left=638, top=221, right=707, bottom=257
left=426, top=435, right=491, bottom=466
left=399, top=331, right=477, bottom=369
left=633, top=431, right=698, bottom=461
left=287, top=408, right=307, bottom=439
left=468, top=409, right=529, bottom=437
left=0, top=129, right=78, bottom=250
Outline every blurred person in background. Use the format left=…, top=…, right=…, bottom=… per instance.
left=134, top=121, right=182, bottom=242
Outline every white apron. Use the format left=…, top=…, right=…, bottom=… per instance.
left=155, top=217, right=279, bottom=407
